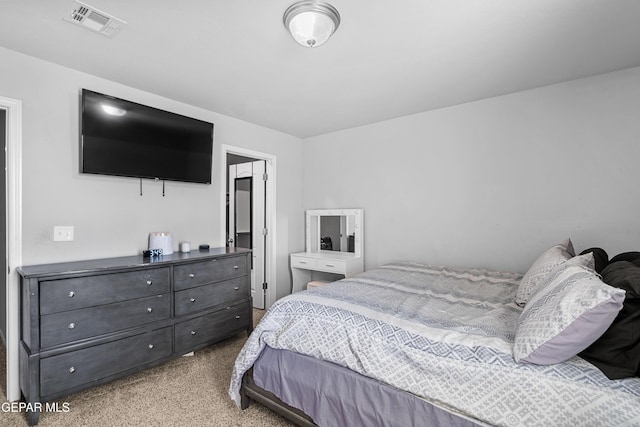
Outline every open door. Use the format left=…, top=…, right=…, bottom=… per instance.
left=228, top=161, right=266, bottom=309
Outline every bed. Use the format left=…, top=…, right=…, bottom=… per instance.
left=229, top=240, right=640, bottom=426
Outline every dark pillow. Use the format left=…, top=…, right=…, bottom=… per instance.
left=579, top=261, right=640, bottom=379
left=609, top=251, right=640, bottom=268
left=579, top=247, right=609, bottom=274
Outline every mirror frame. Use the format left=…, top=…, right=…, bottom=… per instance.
left=305, top=209, right=363, bottom=257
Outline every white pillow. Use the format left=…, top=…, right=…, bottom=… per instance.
left=515, top=238, right=575, bottom=306
left=513, top=262, right=625, bottom=365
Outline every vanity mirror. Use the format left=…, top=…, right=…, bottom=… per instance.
left=306, top=209, right=363, bottom=257
left=291, top=209, right=364, bottom=293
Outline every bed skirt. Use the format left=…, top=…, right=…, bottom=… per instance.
left=247, top=345, right=485, bottom=427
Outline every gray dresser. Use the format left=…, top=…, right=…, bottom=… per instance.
left=17, top=247, right=252, bottom=425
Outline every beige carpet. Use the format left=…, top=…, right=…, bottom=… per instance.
left=1, top=309, right=293, bottom=426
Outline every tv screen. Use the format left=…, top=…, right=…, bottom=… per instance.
left=81, top=89, right=214, bottom=184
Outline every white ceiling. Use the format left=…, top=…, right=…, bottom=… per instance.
left=1, top=0, right=639, bottom=138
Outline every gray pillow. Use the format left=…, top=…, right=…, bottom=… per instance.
left=515, top=238, right=575, bottom=306
left=514, top=262, right=625, bottom=365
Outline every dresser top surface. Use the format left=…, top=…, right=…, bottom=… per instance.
left=18, top=247, right=251, bottom=278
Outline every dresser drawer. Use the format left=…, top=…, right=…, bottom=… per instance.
left=174, top=277, right=249, bottom=316
left=40, top=327, right=172, bottom=398
left=316, top=259, right=346, bottom=273
left=291, top=255, right=317, bottom=269
left=174, top=255, right=248, bottom=290
left=41, top=294, right=170, bottom=348
left=174, top=303, right=249, bottom=354
left=40, top=268, right=170, bottom=315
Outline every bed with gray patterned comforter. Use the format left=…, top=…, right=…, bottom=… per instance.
left=229, top=262, right=640, bottom=426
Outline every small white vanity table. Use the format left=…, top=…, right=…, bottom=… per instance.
left=290, top=209, right=364, bottom=292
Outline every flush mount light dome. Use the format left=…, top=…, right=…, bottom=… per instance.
left=283, top=1, right=340, bottom=48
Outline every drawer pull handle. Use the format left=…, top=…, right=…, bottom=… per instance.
left=148, top=344, right=154, bottom=350
left=146, top=280, right=153, bottom=286
left=190, top=298, right=196, bottom=303
left=299, top=261, right=307, bottom=264
left=69, top=367, right=76, bottom=374
left=68, top=323, right=76, bottom=330
left=189, top=273, right=195, bottom=278
left=68, top=291, right=75, bottom=298
left=233, top=265, right=239, bottom=270
left=234, top=286, right=240, bottom=291
left=147, top=307, right=153, bottom=313
left=235, top=315, right=241, bottom=319
left=226, top=306, right=231, bottom=310
left=190, top=330, right=197, bottom=335
left=326, top=264, right=334, bottom=267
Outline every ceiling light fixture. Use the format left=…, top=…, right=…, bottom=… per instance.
left=283, top=1, right=340, bottom=48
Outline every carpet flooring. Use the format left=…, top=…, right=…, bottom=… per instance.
left=1, top=309, right=294, bottom=426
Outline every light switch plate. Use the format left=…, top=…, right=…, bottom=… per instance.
left=53, top=226, right=74, bottom=242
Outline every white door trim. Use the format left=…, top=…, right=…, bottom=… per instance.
left=1, top=95, right=23, bottom=402
left=219, top=145, right=276, bottom=309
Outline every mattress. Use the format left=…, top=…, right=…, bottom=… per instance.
left=230, top=262, right=640, bottom=426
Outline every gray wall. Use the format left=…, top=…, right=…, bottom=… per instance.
left=303, top=67, right=640, bottom=274
left=4, top=44, right=640, bottom=292
left=0, top=47, right=304, bottom=302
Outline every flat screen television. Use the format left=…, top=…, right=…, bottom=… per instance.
left=81, top=89, right=214, bottom=184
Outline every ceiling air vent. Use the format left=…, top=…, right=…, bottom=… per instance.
left=64, top=1, right=126, bottom=38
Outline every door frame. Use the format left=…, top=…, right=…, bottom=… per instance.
left=1, top=95, right=23, bottom=402
left=219, top=145, right=276, bottom=309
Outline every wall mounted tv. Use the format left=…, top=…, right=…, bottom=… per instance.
left=81, top=89, right=214, bottom=184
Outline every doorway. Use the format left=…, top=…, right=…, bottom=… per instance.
left=222, top=145, right=276, bottom=310
left=1, top=95, right=23, bottom=402
left=1, top=109, right=6, bottom=343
